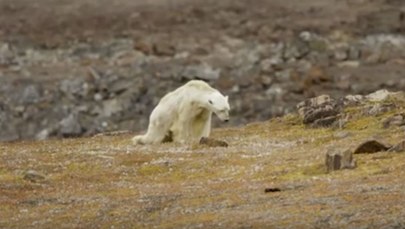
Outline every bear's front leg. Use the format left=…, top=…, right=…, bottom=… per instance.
left=200, top=112, right=212, bottom=138
left=174, top=104, right=194, bottom=144
left=132, top=135, right=146, bottom=145
left=176, top=117, right=192, bottom=144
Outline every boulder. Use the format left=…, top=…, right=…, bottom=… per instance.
left=325, top=149, right=356, bottom=172
left=20, top=84, right=42, bottom=104
left=353, top=140, right=391, bottom=154
left=297, top=95, right=341, bottom=127
left=59, top=113, right=83, bottom=137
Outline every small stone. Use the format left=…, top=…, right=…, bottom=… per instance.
left=260, top=57, right=283, bottom=72
left=343, top=94, right=364, bottom=106
left=387, top=140, right=405, bottom=153
left=0, top=42, right=14, bottom=64
left=92, top=130, right=132, bottom=137
left=94, top=93, right=103, bottom=101
left=36, top=124, right=59, bottom=140
left=366, top=89, right=391, bottom=102
left=133, top=41, right=153, bottom=55
left=337, top=61, right=360, bottom=68
left=325, top=149, right=356, bottom=172
left=334, top=48, right=348, bottom=61
left=23, top=170, right=46, bottom=183
left=353, top=140, right=391, bottom=154
left=111, top=50, right=139, bottom=66
left=264, top=187, right=282, bottom=193
left=382, top=114, right=405, bottom=128
left=36, top=129, right=50, bottom=140
left=0, top=124, right=19, bottom=142
left=102, top=99, right=123, bottom=117
left=216, top=76, right=235, bottom=90
left=364, top=103, right=395, bottom=116
left=265, top=84, right=284, bottom=100
left=307, top=38, right=328, bottom=52
left=60, top=78, right=89, bottom=98
left=348, top=46, right=361, bottom=60
left=333, top=131, right=351, bottom=139
left=153, top=41, right=175, bottom=56
left=259, top=75, right=273, bottom=86
left=199, top=137, right=228, bottom=147
left=299, top=31, right=312, bottom=41
left=297, top=95, right=333, bottom=111
left=109, top=79, right=130, bottom=95
left=259, top=58, right=273, bottom=73
left=20, top=84, right=42, bottom=104
left=364, top=52, right=381, bottom=64
left=182, top=63, right=221, bottom=81
left=311, top=116, right=338, bottom=127
left=274, top=69, right=291, bottom=82
left=304, top=66, right=331, bottom=85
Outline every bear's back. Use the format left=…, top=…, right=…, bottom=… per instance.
left=157, top=80, right=217, bottom=106
left=183, top=80, right=216, bottom=92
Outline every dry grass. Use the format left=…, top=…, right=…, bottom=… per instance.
left=1, top=109, right=405, bottom=228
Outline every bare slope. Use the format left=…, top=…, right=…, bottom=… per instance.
left=1, top=99, right=405, bottom=228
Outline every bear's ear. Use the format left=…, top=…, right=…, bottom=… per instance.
left=208, top=99, right=213, bottom=105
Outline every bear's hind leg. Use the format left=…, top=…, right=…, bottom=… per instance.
left=132, top=120, right=171, bottom=145
left=145, top=120, right=171, bottom=144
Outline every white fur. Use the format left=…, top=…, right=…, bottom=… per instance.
left=132, top=80, right=230, bottom=145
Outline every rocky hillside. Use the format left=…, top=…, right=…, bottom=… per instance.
left=1, top=90, right=405, bottom=228
left=1, top=0, right=405, bottom=141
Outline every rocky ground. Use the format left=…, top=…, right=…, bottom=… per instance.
left=1, top=90, right=405, bottom=228
left=2, top=1, right=405, bottom=227
left=1, top=0, right=405, bottom=141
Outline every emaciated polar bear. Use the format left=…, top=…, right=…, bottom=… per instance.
left=132, top=80, right=230, bottom=144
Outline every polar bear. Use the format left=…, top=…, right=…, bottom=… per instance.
left=132, top=80, right=230, bottom=145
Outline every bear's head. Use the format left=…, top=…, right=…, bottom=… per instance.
left=205, top=92, right=230, bottom=122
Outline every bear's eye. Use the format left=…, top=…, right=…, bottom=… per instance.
left=208, top=100, right=213, bottom=105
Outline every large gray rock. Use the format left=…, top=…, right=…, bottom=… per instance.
left=20, top=84, right=42, bottom=104
left=60, top=78, right=90, bottom=98
left=0, top=42, right=14, bottom=65
left=59, top=113, right=83, bottom=137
